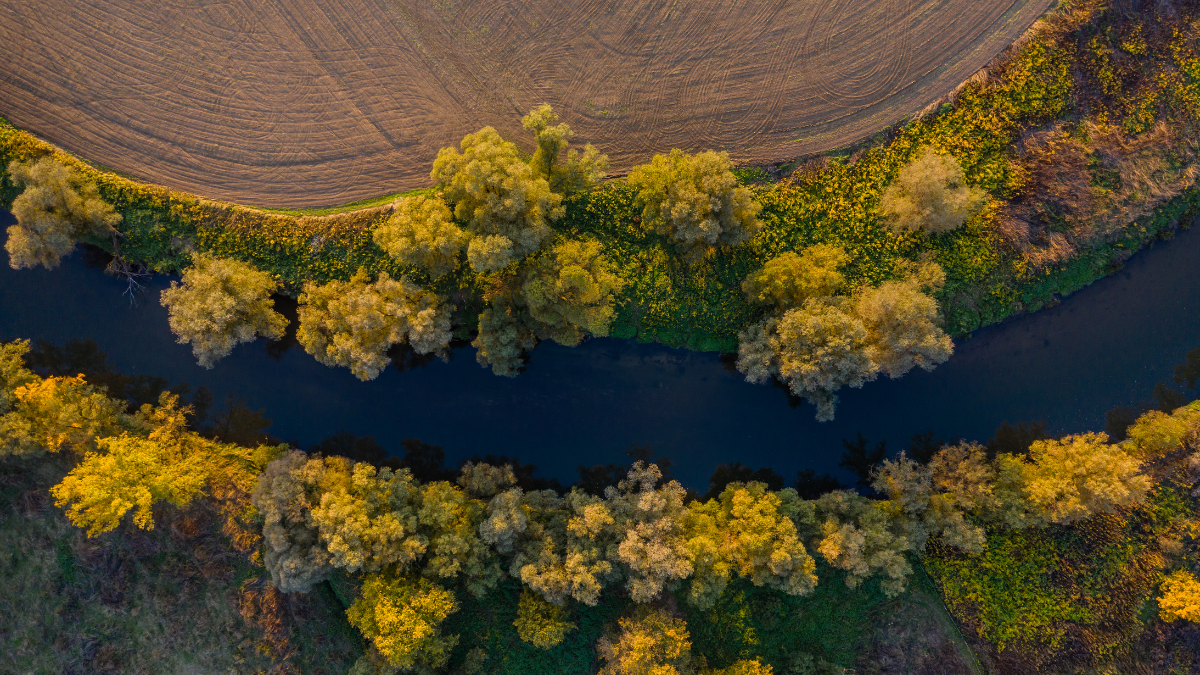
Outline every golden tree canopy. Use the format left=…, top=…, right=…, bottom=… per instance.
left=297, top=269, right=451, bottom=381
left=597, top=609, right=692, bottom=675
left=431, top=126, right=563, bottom=272
left=878, top=147, right=988, bottom=235
left=5, top=157, right=121, bottom=270
left=522, top=239, right=627, bottom=346
left=1158, top=570, right=1200, bottom=623
left=160, top=253, right=288, bottom=369
left=373, top=194, right=468, bottom=279
left=627, top=149, right=762, bottom=262
left=1018, top=432, right=1151, bottom=524
left=522, top=104, right=609, bottom=195
left=346, top=574, right=459, bottom=671
left=742, top=244, right=848, bottom=310
left=513, top=589, right=577, bottom=649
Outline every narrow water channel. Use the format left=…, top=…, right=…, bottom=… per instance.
left=1, top=208, right=1197, bottom=489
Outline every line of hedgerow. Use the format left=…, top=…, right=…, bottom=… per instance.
left=1, top=0, right=1197, bottom=353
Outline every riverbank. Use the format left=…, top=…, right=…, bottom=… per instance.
left=3, top=205, right=1197, bottom=491
left=2, top=0, right=1198, bottom=353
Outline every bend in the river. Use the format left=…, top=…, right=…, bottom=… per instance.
left=1, top=209, right=1197, bottom=489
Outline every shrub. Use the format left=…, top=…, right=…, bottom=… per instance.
left=160, top=253, right=288, bottom=369
left=1158, top=570, right=1200, bottom=623
left=741, top=244, right=848, bottom=310
left=878, top=147, right=988, bottom=235
left=372, top=194, right=467, bottom=279
left=513, top=589, right=576, bottom=649
left=627, top=149, right=761, bottom=262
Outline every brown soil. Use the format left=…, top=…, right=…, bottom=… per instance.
left=0, top=0, right=1053, bottom=208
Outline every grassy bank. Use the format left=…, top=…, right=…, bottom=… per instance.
left=924, top=458, right=1200, bottom=673
left=0, top=454, right=364, bottom=674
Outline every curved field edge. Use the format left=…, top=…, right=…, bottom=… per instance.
left=0, top=0, right=1054, bottom=207
left=2, top=0, right=1198, bottom=352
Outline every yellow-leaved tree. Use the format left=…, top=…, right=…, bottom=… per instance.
left=742, top=244, right=848, bottom=310
left=5, top=157, right=121, bottom=270
left=1124, top=402, right=1200, bottom=459
left=716, top=659, right=775, bottom=675
left=297, top=269, right=451, bottom=381
left=805, top=490, right=914, bottom=596
left=684, top=481, right=817, bottom=609
left=49, top=393, right=277, bottom=536
left=431, top=126, right=563, bottom=272
left=346, top=574, right=459, bottom=672
left=627, top=149, right=761, bottom=263
left=513, top=589, right=577, bottom=649
left=854, top=261, right=954, bottom=379
left=1016, top=432, right=1151, bottom=524
left=737, top=297, right=877, bottom=422
left=160, top=253, right=288, bottom=369
left=0, top=374, right=128, bottom=456
left=522, top=104, right=609, bottom=195
left=1158, top=570, right=1200, bottom=623
left=521, top=239, right=626, bottom=346
left=604, top=462, right=693, bottom=603
left=878, top=147, right=988, bottom=235
left=310, top=462, right=426, bottom=574
left=0, top=340, right=38, bottom=407
left=596, top=609, right=692, bottom=675
left=373, top=194, right=469, bottom=280
left=735, top=261, right=953, bottom=422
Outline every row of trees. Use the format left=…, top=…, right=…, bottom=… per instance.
left=377, top=104, right=761, bottom=375
left=243, top=405, right=1195, bottom=672
left=4, top=115, right=988, bottom=393
left=0, top=340, right=275, bottom=553
left=158, top=254, right=452, bottom=380
left=6, top=335, right=1198, bottom=673
left=148, top=105, right=766, bottom=379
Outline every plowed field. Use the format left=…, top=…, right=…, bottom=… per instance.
left=0, top=0, right=1053, bottom=208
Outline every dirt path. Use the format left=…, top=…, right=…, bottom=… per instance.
left=0, top=0, right=1053, bottom=208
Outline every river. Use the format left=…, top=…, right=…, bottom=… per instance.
left=1, top=208, right=1197, bottom=490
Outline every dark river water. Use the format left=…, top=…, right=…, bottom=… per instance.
left=1, top=208, right=1198, bottom=490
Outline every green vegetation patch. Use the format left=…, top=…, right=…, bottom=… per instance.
left=925, top=481, right=1200, bottom=669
